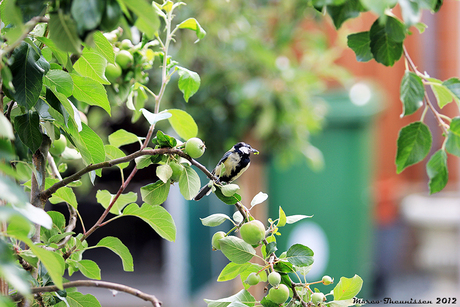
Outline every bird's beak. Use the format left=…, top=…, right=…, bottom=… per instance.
left=251, top=148, right=259, bottom=155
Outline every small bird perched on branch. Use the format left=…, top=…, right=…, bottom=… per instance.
left=193, top=142, right=259, bottom=201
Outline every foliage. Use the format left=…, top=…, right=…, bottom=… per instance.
left=0, top=0, right=456, bottom=306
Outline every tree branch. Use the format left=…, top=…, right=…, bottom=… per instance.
left=12, top=280, right=162, bottom=307
left=40, top=147, right=212, bottom=201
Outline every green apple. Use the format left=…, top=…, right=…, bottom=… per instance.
left=184, top=137, right=206, bottom=159
left=322, top=275, right=333, bottom=285
left=245, top=272, right=261, bottom=286
left=49, top=135, right=67, bottom=156
left=268, top=284, right=289, bottom=304
left=240, top=220, right=265, bottom=245
left=268, top=271, right=281, bottom=287
left=311, top=292, right=325, bottom=305
left=115, top=50, right=134, bottom=69
left=105, top=62, right=122, bottom=83
left=211, top=231, right=226, bottom=250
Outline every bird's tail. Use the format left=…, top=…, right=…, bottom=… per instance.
left=193, top=184, right=212, bottom=201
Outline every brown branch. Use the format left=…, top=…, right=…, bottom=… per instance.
left=12, top=280, right=162, bottom=307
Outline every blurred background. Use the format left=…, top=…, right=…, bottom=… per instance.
left=48, top=0, right=460, bottom=305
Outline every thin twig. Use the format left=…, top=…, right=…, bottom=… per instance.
left=12, top=280, right=162, bottom=307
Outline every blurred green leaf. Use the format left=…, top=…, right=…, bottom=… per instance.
left=427, top=149, right=448, bottom=194
left=105, top=145, right=129, bottom=169
left=333, top=275, right=363, bottom=300
left=326, top=0, right=366, bottom=29
left=119, top=0, right=159, bottom=38
left=446, top=117, right=460, bottom=156
left=200, top=213, right=232, bottom=227
left=369, top=17, right=403, bottom=66
left=177, top=67, right=200, bottom=102
left=167, top=109, right=198, bottom=140
left=71, top=0, right=104, bottom=35
left=347, top=31, right=373, bottom=62
left=400, top=71, right=424, bottom=116
left=48, top=11, right=82, bottom=54
left=178, top=18, right=206, bottom=41
left=428, top=78, right=453, bottom=108
left=396, top=122, right=432, bottom=173
left=90, top=31, right=115, bottom=64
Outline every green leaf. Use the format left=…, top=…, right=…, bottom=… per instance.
left=0, top=113, right=14, bottom=140
left=200, top=213, right=232, bottom=227
left=96, top=189, right=137, bottom=215
left=71, top=0, right=104, bottom=35
left=221, top=184, right=240, bottom=197
left=10, top=42, right=49, bottom=110
left=13, top=111, right=42, bottom=153
left=0, top=240, right=31, bottom=296
left=167, top=109, right=198, bottom=140
left=155, top=130, right=177, bottom=148
left=426, top=149, right=448, bottom=194
left=36, top=36, right=72, bottom=70
left=286, top=244, right=314, bottom=267
left=79, top=123, right=106, bottom=176
left=123, top=203, right=176, bottom=242
left=278, top=206, right=287, bottom=227
left=218, top=262, right=249, bottom=282
left=141, top=109, right=172, bottom=125
left=250, top=192, right=268, bottom=208
left=8, top=231, right=64, bottom=289
left=385, top=15, right=406, bottom=43
left=0, top=0, right=26, bottom=43
left=157, top=164, right=172, bottom=183
left=49, top=186, right=79, bottom=209
left=48, top=11, right=82, bottom=54
left=135, top=155, right=153, bottom=169
left=119, top=0, right=159, bottom=38
left=347, top=31, right=373, bottom=62
left=285, top=215, right=313, bottom=224
left=428, top=78, right=453, bottom=108
left=360, top=0, right=397, bottom=16
left=141, top=180, right=170, bottom=205
left=178, top=18, right=206, bottom=41
left=442, top=78, right=460, bottom=106
left=95, top=236, right=133, bottom=271
left=333, top=275, right=363, bottom=300
left=396, top=121, right=432, bottom=173
left=108, top=129, right=139, bottom=148
left=179, top=165, right=200, bottom=200
left=60, top=291, right=101, bottom=307
left=204, top=289, right=256, bottom=307
left=400, top=71, right=424, bottom=116
left=215, top=186, right=242, bottom=205
left=90, top=31, right=115, bottom=64
left=446, top=117, right=460, bottom=156
left=177, top=67, right=201, bottom=102
left=399, top=0, right=422, bottom=26
left=104, top=145, right=129, bottom=170
left=369, top=17, right=403, bottom=66
left=74, top=49, right=109, bottom=84
left=219, top=236, right=256, bottom=264
left=76, top=259, right=101, bottom=280
left=44, top=70, right=74, bottom=97
left=0, top=175, right=27, bottom=206
left=72, top=74, right=111, bottom=115
left=326, top=0, right=366, bottom=29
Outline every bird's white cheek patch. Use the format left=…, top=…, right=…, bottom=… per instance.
left=240, top=147, right=250, bottom=154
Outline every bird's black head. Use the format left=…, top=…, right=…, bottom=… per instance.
left=232, top=142, right=259, bottom=156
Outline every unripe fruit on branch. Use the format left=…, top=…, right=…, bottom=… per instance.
left=240, top=220, right=265, bottom=245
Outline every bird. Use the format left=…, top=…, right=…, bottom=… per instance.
left=193, top=142, right=259, bottom=201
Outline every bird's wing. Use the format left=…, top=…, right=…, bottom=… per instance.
left=212, top=150, right=232, bottom=177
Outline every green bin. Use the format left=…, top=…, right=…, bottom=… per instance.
left=268, top=86, right=382, bottom=297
